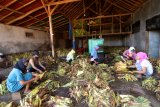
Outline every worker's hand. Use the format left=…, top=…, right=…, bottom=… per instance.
left=39, top=70, right=43, bottom=74
left=132, top=71, right=138, bottom=73
left=35, top=76, right=40, bottom=81
left=95, top=62, right=99, bottom=65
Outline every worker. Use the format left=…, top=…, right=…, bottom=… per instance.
left=123, top=47, right=136, bottom=60
left=6, top=58, right=39, bottom=94
left=28, top=51, right=46, bottom=73
left=90, top=45, right=100, bottom=65
left=133, top=52, right=153, bottom=78
left=0, top=53, right=5, bottom=62
left=66, top=49, right=76, bottom=62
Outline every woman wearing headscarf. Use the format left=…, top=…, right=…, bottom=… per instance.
left=28, top=51, right=46, bottom=73
left=6, top=59, right=38, bottom=93
left=90, top=45, right=100, bottom=64
left=133, top=52, right=153, bottom=78
left=66, top=49, right=76, bottom=62
left=123, top=47, right=136, bottom=60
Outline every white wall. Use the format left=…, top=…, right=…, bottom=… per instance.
left=125, top=0, right=160, bottom=52
left=0, top=23, right=49, bottom=54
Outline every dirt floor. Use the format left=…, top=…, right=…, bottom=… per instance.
left=110, top=80, right=160, bottom=107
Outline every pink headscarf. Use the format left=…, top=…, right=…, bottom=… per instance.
left=136, top=52, right=148, bottom=63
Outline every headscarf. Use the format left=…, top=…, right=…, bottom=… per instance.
left=129, top=47, right=135, bottom=53
left=14, top=58, right=28, bottom=73
left=136, top=52, right=148, bottom=63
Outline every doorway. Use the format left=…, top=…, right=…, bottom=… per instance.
left=148, top=31, right=160, bottom=58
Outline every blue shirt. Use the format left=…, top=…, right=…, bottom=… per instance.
left=91, top=48, right=98, bottom=59
left=7, top=68, right=24, bottom=92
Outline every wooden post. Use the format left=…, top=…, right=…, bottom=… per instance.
left=48, top=6, right=55, bottom=57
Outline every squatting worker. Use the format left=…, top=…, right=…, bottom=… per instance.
left=7, top=59, right=39, bottom=94
left=123, top=47, right=136, bottom=60
left=133, top=52, right=153, bottom=78
left=28, top=51, right=46, bottom=73
left=90, top=45, right=100, bottom=65
left=66, top=49, right=76, bottom=62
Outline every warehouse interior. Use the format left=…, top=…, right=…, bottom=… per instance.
left=1, top=0, right=160, bottom=106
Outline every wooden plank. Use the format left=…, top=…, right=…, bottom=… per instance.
left=0, top=0, right=17, bottom=11
left=0, top=0, right=37, bottom=21
left=0, top=5, right=46, bottom=25
left=29, top=15, right=63, bottom=27
left=17, top=12, right=47, bottom=26
left=51, top=5, right=59, bottom=15
left=107, top=1, right=131, bottom=13
left=54, top=22, right=69, bottom=28
left=81, top=13, right=132, bottom=20
left=41, top=0, right=49, bottom=15
left=6, top=6, right=44, bottom=24
left=89, top=8, right=98, bottom=15
left=65, top=2, right=81, bottom=15
left=47, top=0, right=81, bottom=6
left=75, top=0, right=96, bottom=19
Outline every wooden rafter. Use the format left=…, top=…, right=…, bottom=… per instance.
left=27, top=15, right=63, bottom=27
left=6, top=6, right=44, bottom=24
left=107, top=1, right=131, bottom=13
left=35, top=17, right=67, bottom=27
left=55, top=22, right=69, bottom=28
left=75, top=0, right=96, bottom=19
left=51, top=5, right=59, bottom=15
left=41, top=0, right=49, bottom=15
left=68, top=3, right=82, bottom=18
left=102, top=4, right=112, bottom=15
left=0, top=0, right=17, bottom=11
left=47, top=0, right=81, bottom=6
left=102, top=0, right=109, bottom=10
left=65, top=2, right=81, bottom=15
left=0, top=0, right=36, bottom=21
left=89, top=8, right=98, bottom=15
left=0, top=5, right=46, bottom=25
left=16, top=12, right=47, bottom=26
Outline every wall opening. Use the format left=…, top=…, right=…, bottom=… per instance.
left=148, top=31, right=160, bottom=58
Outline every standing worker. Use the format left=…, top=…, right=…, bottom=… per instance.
left=28, top=51, right=46, bottom=73
left=123, top=47, right=136, bottom=60
left=66, top=49, right=76, bottom=62
left=90, top=45, right=100, bottom=64
left=6, top=59, right=39, bottom=94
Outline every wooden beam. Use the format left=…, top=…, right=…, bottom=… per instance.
left=0, top=5, right=46, bottom=25
left=75, top=0, right=96, bottom=19
left=65, top=2, right=81, bottom=15
left=28, top=14, right=63, bottom=27
left=47, top=0, right=81, bottom=6
left=0, top=0, right=36, bottom=21
left=48, top=5, right=55, bottom=57
left=6, top=6, right=44, bottom=24
left=17, top=12, right=47, bottom=26
left=41, top=0, right=49, bottom=15
left=102, top=0, right=109, bottom=10
left=0, top=0, right=17, bottom=11
left=102, top=4, right=112, bottom=15
left=55, top=22, right=69, bottom=28
left=51, top=5, right=59, bottom=15
left=81, top=13, right=132, bottom=20
left=107, top=1, right=131, bottom=13
left=89, top=8, right=98, bottom=15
